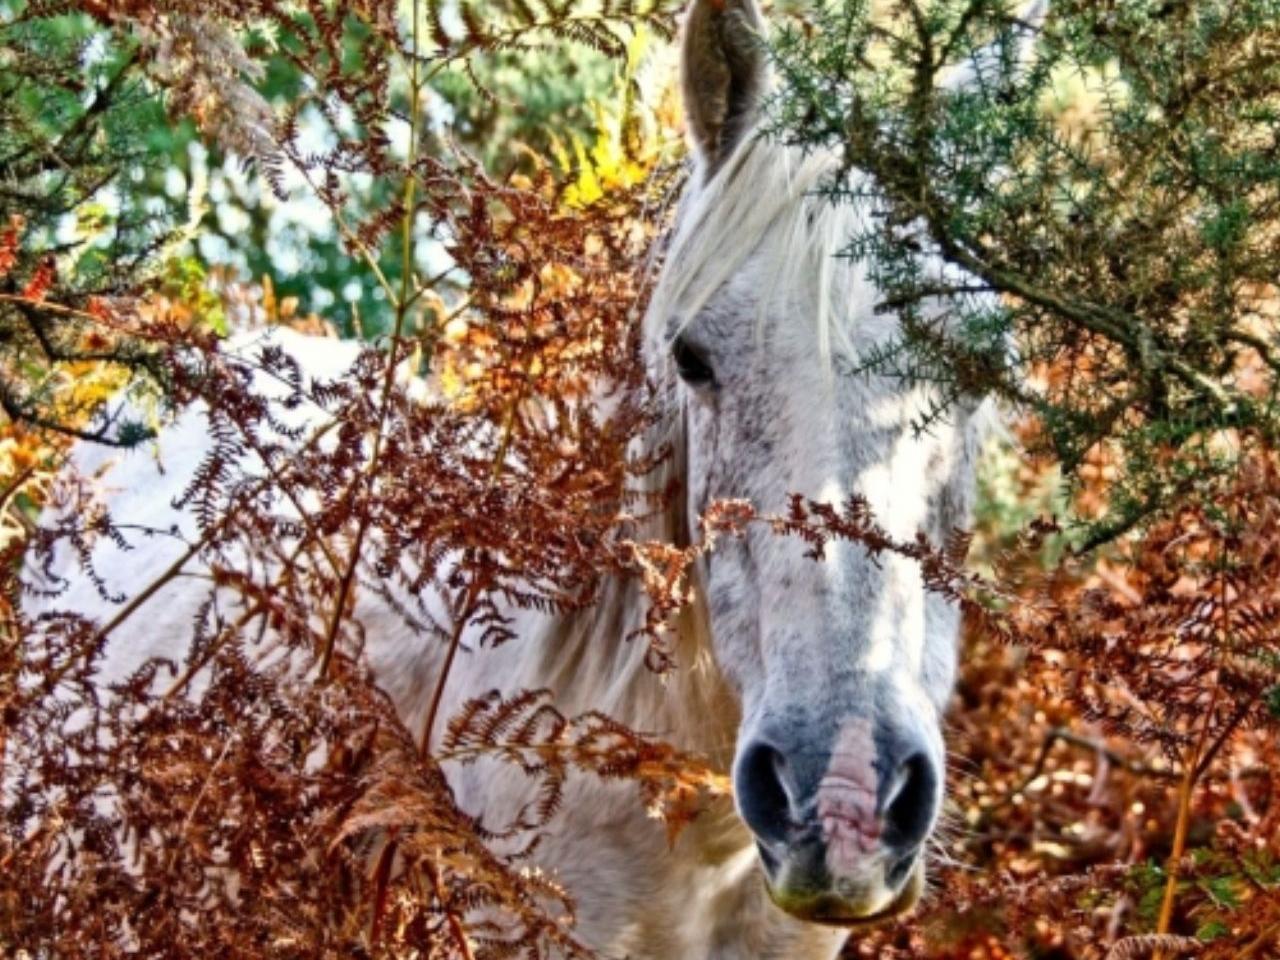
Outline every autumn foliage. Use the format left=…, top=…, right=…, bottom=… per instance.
left=2, top=1, right=1280, bottom=959
left=835, top=446, right=1280, bottom=958
left=1, top=2, right=719, bottom=955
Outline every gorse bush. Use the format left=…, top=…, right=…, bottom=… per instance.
left=761, top=1, right=1280, bottom=954
left=762, top=1, right=1280, bottom=954
left=769, top=0, right=1280, bottom=548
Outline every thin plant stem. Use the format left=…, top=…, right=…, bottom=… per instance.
left=1239, top=921, right=1280, bottom=959
left=161, top=601, right=266, bottom=701
left=419, top=571, right=483, bottom=755
left=318, top=0, right=423, bottom=679
left=37, top=417, right=339, bottom=694
left=418, top=368, right=527, bottom=755
left=1154, top=531, right=1234, bottom=954
left=428, top=853, right=477, bottom=960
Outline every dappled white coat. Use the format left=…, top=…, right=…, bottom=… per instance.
left=24, top=143, right=977, bottom=958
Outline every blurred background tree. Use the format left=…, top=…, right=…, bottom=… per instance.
left=1, top=0, right=675, bottom=352
left=0, top=3, right=186, bottom=450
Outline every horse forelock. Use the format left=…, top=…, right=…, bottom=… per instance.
left=646, top=134, right=861, bottom=366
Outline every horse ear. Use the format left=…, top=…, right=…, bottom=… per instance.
left=680, top=0, right=769, bottom=172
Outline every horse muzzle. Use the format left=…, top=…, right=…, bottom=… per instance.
left=756, top=833, right=926, bottom=927
left=733, top=713, right=941, bottom=926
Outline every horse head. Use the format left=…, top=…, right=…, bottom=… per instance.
left=644, top=0, right=1039, bottom=926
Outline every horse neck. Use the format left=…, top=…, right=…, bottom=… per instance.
left=523, top=403, right=740, bottom=768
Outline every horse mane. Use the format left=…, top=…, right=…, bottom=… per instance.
left=520, top=127, right=995, bottom=756
left=523, top=392, right=739, bottom=760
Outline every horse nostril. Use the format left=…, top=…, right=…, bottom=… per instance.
left=735, top=741, right=794, bottom=845
left=882, top=751, right=937, bottom=851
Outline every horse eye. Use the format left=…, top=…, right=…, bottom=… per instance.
left=672, top=335, right=715, bottom=387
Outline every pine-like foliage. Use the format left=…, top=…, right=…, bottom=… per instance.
left=0, top=5, right=182, bottom=448
left=768, top=0, right=1280, bottom=546
left=763, top=8, right=1280, bottom=951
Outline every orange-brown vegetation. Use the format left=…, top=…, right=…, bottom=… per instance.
left=2, top=2, right=1278, bottom=959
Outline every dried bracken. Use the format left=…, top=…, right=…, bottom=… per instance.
left=817, top=445, right=1280, bottom=959
left=1, top=2, right=717, bottom=957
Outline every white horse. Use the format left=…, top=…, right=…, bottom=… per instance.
left=23, top=1, right=1044, bottom=956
